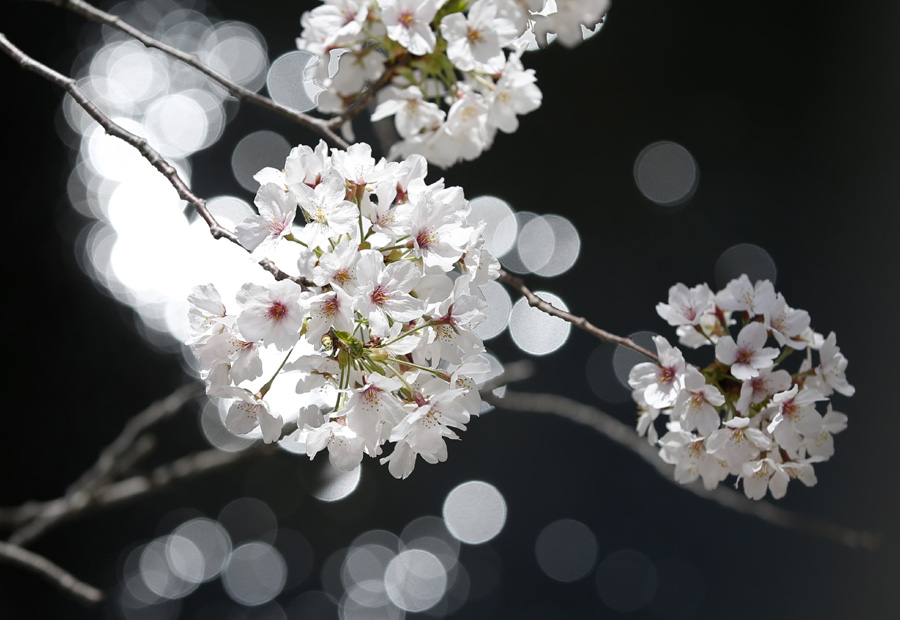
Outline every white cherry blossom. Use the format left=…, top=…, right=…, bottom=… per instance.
left=715, top=321, right=779, bottom=381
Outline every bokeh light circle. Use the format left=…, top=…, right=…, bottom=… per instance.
left=596, top=549, right=658, bottom=613
left=534, top=214, right=581, bottom=277
left=612, top=331, right=659, bottom=390
left=231, top=130, right=291, bottom=192
left=535, top=519, right=598, bottom=582
left=384, top=549, right=448, bottom=612
left=467, top=195, right=518, bottom=257
left=634, top=141, right=698, bottom=206
left=267, top=51, right=319, bottom=112
left=222, top=541, right=287, bottom=606
left=509, top=292, right=571, bottom=356
left=442, top=481, right=507, bottom=544
left=714, top=243, right=777, bottom=288
left=473, top=280, right=511, bottom=340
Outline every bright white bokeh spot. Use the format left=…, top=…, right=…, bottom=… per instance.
left=143, top=93, right=209, bottom=158
left=401, top=516, right=460, bottom=575
left=206, top=195, right=255, bottom=227
left=139, top=537, right=197, bottom=600
left=203, top=21, right=268, bottom=92
left=596, top=549, right=658, bottom=613
left=170, top=518, right=232, bottom=582
left=517, top=216, right=555, bottom=273
left=86, top=120, right=155, bottom=182
left=442, top=481, right=507, bottom=545
left=312, top=462, right=361, bottom=502
left=267, top=51, right=319, bottom=112
left=634, top=141, right=698, bottom=206
left=231, top=130, right=291, bottom=192
left=341, top=587, right=402, bottom=619
left=714, top=243, right=777, bottom=289
left=509, top=292, right=571, bottom=356
left=473, top=280, right=511, bottom=340
left=222, top=542, right=287, bottom=606
left=384, top=549, right=448, bottom=612
left=104, top=42, right=167, bottom=107
left=498, top=211, right=539, bottom=274
left=534, top=215, right=581, bottom=277
left=467, top=195, right=518, bottom=257
left=612, top=331, right=659, bottom=390
left=342, top=544, right=395, bottom=590
left=164, top=535, right=204, bottom=584
left=535, top=519, right=598, bottom=583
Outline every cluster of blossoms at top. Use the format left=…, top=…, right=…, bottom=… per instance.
left=187, top=140, right=500, bottom=478
left=298, top=0, right=610, bottom=167
left=628, top=276, right=854, bottom=501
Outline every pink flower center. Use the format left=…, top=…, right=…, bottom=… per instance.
left=658, top=366, right=676, bottom=384
left=370, top=285, right=388, bottom=306
left=416, top=228, right=436, bottom=250
left=267, top=301, right=287, bottom=321
left=334, top=268, right=351, bottom=285
left=782, top=400, right=798, bottom=419
left=322, top=295, right=340, bottom=317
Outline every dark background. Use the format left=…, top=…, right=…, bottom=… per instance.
left=3, top=0, right=899, bottom=618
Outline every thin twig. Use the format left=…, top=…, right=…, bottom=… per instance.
left=498, top=269, right=661, bottom=363
left=6, top=447, right=269, bottom=547
left=69, top=383, right=203, bottom=495
left=485, top=389, right=878, bottom=550
left=0, top=32, right=314, bottom=289
left=31, top=0, right=350, bottom=149
left=0, top=541, right=103, bottom=605
left=2, top=384, right=203, bottom=545
left=327, top=52, right=412, bottom=129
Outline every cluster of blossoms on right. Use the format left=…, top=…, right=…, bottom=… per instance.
left=628, top=275, right=854, bottom=501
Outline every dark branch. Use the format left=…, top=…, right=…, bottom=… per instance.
left=32, top=0, right=350, bottom=149
left=485, top=389, right=878, bottom=550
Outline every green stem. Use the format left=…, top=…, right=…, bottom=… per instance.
left=382, top=321, right=436, bottom=347
left=386, top=358, right=448, bottom=380
left=258, top=347, right=294, bottom=397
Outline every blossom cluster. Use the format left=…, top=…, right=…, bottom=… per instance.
left=298, top=0, right=610, bottom=167
left=187, top=140, right=501, bottom=478
left=628, top=276, right=853, bottom=500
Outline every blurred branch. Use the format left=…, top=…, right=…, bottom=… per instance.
left=485, top=389, right=879, bottom=550
left=3, top=383, right=204, bottom=546
left=30, top=0, right=350, bottom=149
left=0, top=541, right=103, bottom=606
left=0, top=32, right=314, bottom=289
left=5, top=446, right=271, bottom=546
left=498, top=269, right=661, bottom=363
left=68, top=383, right=204, bottom=496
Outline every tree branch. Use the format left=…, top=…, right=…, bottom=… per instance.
left=0, top=32, right=314, bottom=289
left=0, top=541, right=103, bottom=606
left=498, top=269, right=661, bottom=363
left=1, top=384, right=203, bottom=545
left=6, top=446, right=269, bottom=547
left=484, top=389, right=878, bottom=550
left=31, top=0, right=350, bottom=149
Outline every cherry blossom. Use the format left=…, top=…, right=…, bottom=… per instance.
left=189, top=142, right=501, bottom=478
left=627, top=276, right=854, bottom=500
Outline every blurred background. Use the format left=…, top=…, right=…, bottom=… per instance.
left=2, top=0, right=899, bottom=618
